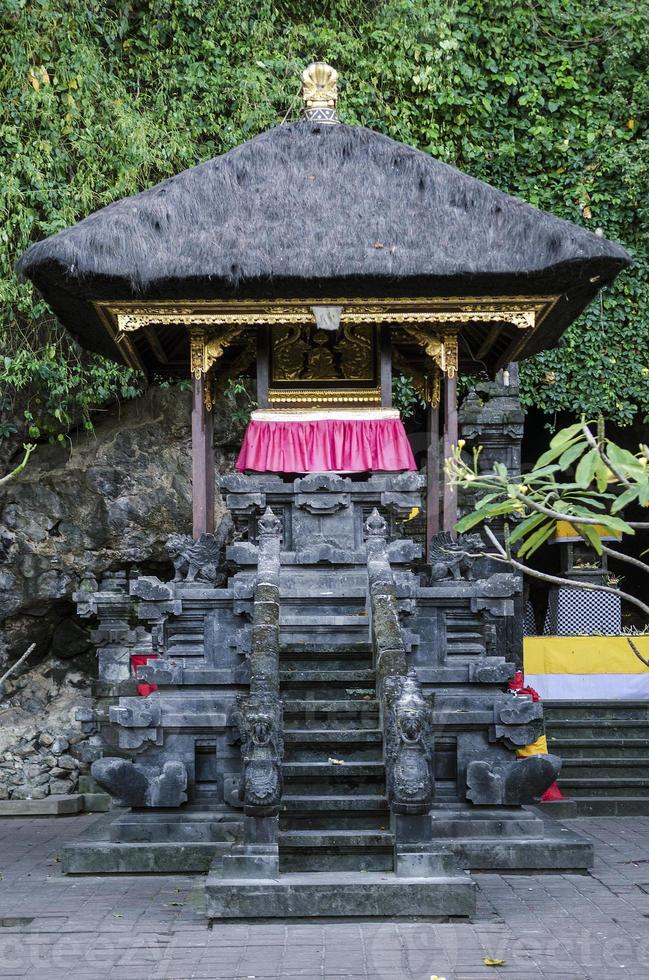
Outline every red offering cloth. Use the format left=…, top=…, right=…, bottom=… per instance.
left=236, top=409, right=416, bottom=474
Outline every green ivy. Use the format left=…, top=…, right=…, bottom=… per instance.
left=1, top=0, right=647, bottom=439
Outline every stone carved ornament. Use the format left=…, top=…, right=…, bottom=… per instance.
left=165, top=517, right=233, bottom=584
left=234, top=695, right=284, bottom=816
left=91, top=757, right=187, bottom=808
left=383, top=668, right=434, bottom=814
left=429, top=531, right=484, bottom=581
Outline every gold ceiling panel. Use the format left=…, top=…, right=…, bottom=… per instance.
left=94, top=295, right=560, bottom=373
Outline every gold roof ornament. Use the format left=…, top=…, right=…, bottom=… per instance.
left=302, top=62, right=338, bottom=124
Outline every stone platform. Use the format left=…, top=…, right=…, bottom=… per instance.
left=205, top=870, right=476, bottom=919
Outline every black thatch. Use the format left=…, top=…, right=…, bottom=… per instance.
left=16, top=120, right=631, bottom=366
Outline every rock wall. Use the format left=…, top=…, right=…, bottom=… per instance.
left=0, top=655, right=93, bottom=800
left=0, top=386, right=238, bottom=798
left=0, top=386, right=237, bottom=667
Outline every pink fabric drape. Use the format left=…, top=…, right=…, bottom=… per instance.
left=235, top=418, right=416, bottom=473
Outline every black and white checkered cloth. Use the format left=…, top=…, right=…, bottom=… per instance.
left=543, top=587, right=621, bottom=635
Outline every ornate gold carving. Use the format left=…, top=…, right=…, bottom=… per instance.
left=400, top=327, right=458, bottom=377
left=443, top=333, right=459, bottom=379
left=272, top=325, right=310, bottom=380
left=190, top=326, right=244, bottom=379
left=271, top=324, right=375, bottom=383
left=304, top=332, right=336, bottom=379
left=268, top=387, right=381, bottom=406
left=338, top=325, right=374, bottom=380
left=302, top=61, right=338, bottom=118
left=115, top=307, right=536, bottom=330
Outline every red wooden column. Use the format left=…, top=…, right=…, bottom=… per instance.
left=192, top=374, right=215, bottom=538
left=442, top=373, right=458, bottom=534
left=425, top=402, right=440, bottom=559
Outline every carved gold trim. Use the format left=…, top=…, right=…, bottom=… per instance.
left=268, top=387, right=381, bottom=406
left=114, top=307, right=538, bottom=331
left=400, top=328, right=458, bottom=378
left=95, top=294, right=560, bottom=372
left=189, top=326, right=245, bottom=380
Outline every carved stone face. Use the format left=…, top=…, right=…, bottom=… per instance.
left=165, top=534, right=187, bottom=560
left=252, top=718, right=272, bottom=745
left=398, top=710, right=423, bottom=743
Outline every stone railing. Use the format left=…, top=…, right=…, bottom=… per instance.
left=364, top=508, right=434, bottom=815
left=236, top=506, right=284, bottom=817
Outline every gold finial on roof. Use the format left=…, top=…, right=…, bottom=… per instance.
left=302, top=62, right=338, bottom=124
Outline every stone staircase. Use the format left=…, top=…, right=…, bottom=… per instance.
left=545, top=701, right=649, bottom=815
left=279, top=637, right=393, bottom=873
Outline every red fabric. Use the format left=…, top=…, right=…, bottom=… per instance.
left=540, top=782, right=567, bottom=802
left=508, top=670, right=540, bottom=702
left=236, top=418, right=417, bottom=474
left=130, top=654, right=158, bottom=697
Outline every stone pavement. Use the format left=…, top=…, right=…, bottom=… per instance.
left=0, top=813, right=647, bottom=979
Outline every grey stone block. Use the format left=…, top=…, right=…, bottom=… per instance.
left=0, top=794, right=84, bottom=816
left=205, top=871, right=475, bottom=918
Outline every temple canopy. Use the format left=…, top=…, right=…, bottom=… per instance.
left=17, top=114, right=630, bottom=376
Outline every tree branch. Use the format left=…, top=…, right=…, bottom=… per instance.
left=580, top=422, right=633, bottom=489
left=0, top=444, right=36, bottom=487
left=0, top=643, right=36, bottom=691
left=482, top=526, right=649, bottom=620
left=602, top=544, right=649, bottom=576
left=510, top=487, right=649, bottom=531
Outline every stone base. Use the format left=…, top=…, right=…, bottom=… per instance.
left=63, top=839, right=231, bottom=874
left=0, top=794, right=85, bottom=817
left=205, top=870, right=475, bottom=919
left=62, top=808, right=243, bottom=873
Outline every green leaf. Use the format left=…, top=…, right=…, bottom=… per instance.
left=558, top=441, right=588, bottom=470
left=455, top=511, right=489, bottom=532
left=549, top=423, right=584, bottom=449
left=518, top=520, right=555, bottom=557
left=577, top=523, right=604, bottom=555
left=611, top=486, right=640, bottom=513
left=595, top=457, right=610, bottom=493
left=508, top=512, right=547, bottom=545
left=534, top=439, right=580, bottom=470
left=575, top=448, right=599, bottom=488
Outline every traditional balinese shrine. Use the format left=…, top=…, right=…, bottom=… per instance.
left=17, top=65, right=630, bottom=917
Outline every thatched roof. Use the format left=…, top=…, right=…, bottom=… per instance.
left=17, top=120, right=630, bottom=370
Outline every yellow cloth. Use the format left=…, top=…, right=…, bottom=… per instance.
left=524, top=635, right=649, bottom=675
left=516, top=734, right=549, bottom=758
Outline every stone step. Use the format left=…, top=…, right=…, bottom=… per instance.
left=541, top=797, right=649, bottom=816
left=546, top=720, right=649, bottom=739
left=558, top=777, right=649, bottom=798
left=280, top=830, right=393, bottom=847
left=280, top=640, right=372, bottom=656
left=284, top=698, right=378, bottom=713
left=283, top=700, right=379, bottom=730
left=548, top=737, right=649, bottom=759
left=280, top=669, right=375, bottom=684
left=280, top=657, right=373, bottom=670
left=560, top=758, right=649, bottom=779
left=284, top=729, right=382, bottom=744
left=280, top=614, right=369, bottom=627
left=205, top=871, right=476, bottom=919
left=429, top=815, right=545, bottom=840
left=544, top=700, right=649, bottom=721
left=283, top=761, right=385, bottom=779
left=283, top=729, right=382, bottom=760
left=282, top=794, right=388, bottom=811
left=281, top=794, right=389, bottom=831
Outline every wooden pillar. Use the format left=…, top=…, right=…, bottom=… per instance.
left=426, top=402, right=440, bottom=559
left=192, top=374, right=215, bottom=538
left=257, top=326, right=270, bottom=409
left=380, top=325, right=392, bottom=407
left=442, top=374, right=458, bottom=534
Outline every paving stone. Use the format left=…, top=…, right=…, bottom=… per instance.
left=0, top=813, right=648, bottom=978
